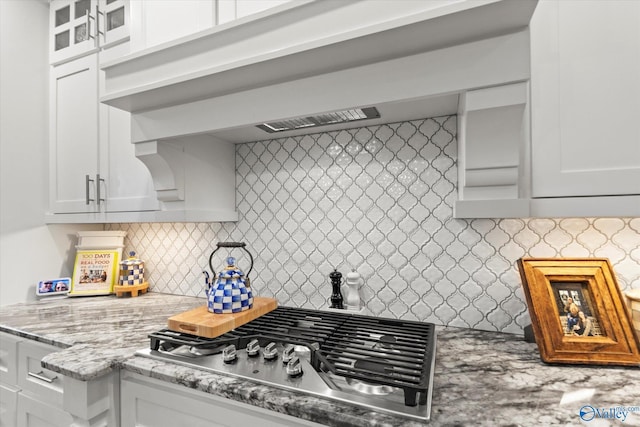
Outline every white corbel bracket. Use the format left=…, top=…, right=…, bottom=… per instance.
left=134, top=140, right=185, bottom=202
left=455, top=82, right=531, bottom=218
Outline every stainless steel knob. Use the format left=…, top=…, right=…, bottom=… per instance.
left=286, top=356, right=303, bottom=377
left=222, top=344, right=237, bottom=363
left=263, top=342, right=278, bottom=361
left=246, top=339, right=260, bottom=357
left=282, top=344, right=295, bottom=364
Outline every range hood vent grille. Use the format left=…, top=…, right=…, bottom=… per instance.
left=256, top=107, right=380, bottom=133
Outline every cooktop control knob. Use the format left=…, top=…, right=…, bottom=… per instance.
left=222, top=344, right=237, bottom=364
left=263, top=342, right=278, bottom=361
left=282, top=344, right=295, bottom=364
left=286, top=356, right=303, bottom=377
left=246, top=339, right=260, bottom=357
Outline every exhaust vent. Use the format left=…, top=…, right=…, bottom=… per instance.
left=256, top=107, right=380, bottom=133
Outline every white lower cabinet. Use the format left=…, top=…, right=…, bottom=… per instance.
left=0, top=333, right=21, bottom=427
left=16, top=393, right=74, bottom=427
left=0, top=384, right=19, bottom=427
left=0, top=333, right=119, bottom=427
left=0, top=333, right=21, bottom=385
left=120, top=370, right=322, bottom=427
left=0, top=336, right=74, bottom=427
left=17, top=340, right=65, bottom=407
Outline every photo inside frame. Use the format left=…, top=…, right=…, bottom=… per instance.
left=552, top=281, right=603, bottom=337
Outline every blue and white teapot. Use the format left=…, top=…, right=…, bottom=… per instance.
left=205, top=242, right=254, bottom=314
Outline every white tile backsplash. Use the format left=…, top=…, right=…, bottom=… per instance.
left=107, top=115, right=640, bottom=334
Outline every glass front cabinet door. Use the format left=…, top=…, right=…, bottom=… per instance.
left=50, top=0, right=129, bottom=64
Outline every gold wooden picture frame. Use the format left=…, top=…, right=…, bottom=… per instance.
left=517, top=258, right=640, bottom=366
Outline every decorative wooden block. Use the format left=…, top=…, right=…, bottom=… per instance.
left=114, top=282, right=149, bottom=298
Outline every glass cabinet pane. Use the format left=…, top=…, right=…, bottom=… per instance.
left=55, top=6, right=70, bottom=27
left=75, top=0, right=91, bottom=19
left=75, top=23, right=88, bottom=43
left=55, top=31, right=70, bottom=51
left=106, top=7, right=125, bottom=31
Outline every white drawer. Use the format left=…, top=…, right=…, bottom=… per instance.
left=17, top=341, right=63, bottom=406
left=0, top=333, right=22, bottom=385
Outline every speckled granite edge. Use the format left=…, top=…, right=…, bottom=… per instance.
left=0, top=293, right=205, bottom=381
left=0, top=325, right=72, bottom=349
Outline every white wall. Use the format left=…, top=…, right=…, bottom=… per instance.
left=0, top=0, right=100, bottom=306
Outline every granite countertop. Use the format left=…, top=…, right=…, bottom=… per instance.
left=1, top=293, right=639, bottom=427
left=0, top=292, right=203, bottom=380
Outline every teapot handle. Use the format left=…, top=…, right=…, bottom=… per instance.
left=208, top=242, right=254, bottom=280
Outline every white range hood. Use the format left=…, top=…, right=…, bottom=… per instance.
left=100, top=0, right=538, bottom=220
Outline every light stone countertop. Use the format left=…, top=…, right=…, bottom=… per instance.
left=1, top=292, right=639, bottom=426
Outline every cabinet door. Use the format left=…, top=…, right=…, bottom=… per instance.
left=49, top=54, right=100, bottom=213
left=235, top=0, right=290, bottom=19
left=0, top=384, right=19, bottom=427
left=99, top=104, right=159, bottom=212
left=129, top=1, right=216, bottom=51
left=50, top=51, right=157, bottom=216
left=99, top=0, right=129, bottom=48
left=0, top=333, right=21, bottom=385
left=218, top=0, right=290, bottom=25
left=50, top=0, right=129, bottom=64
left=16, top=393, right=73, bottom=427
left=531, top=0, right=640, bottom=198
left=121, top=371, right=323, bottom=427
left=50, top=0, right=99, bottom=64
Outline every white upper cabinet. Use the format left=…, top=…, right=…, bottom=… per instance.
left=128, top=1, right=216, bottom=51
left=48, top=0, right=158, bottom=221
left=49, top=55, right=100, bottom=214
left=50, top=0, right=129, bottom=65
left=128, top=0, right=291, bottom=52
left=131, top=0, right=290, bottom=52
left=219, top=0, right=290, bottom=25
left=48, top=55, right=159, bottom=218
left=456, top=0, right=639, bottom=218
left=530, top=0, right=640, bottom=200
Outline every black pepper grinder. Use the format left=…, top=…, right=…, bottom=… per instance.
left=329, top=269, right=344, bottom=309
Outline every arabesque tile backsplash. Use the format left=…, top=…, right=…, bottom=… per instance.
left=107, top=115, right=640, bottom=334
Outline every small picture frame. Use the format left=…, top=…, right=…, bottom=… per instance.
left=517, top=257, right=640, bottom=366
left=70, top=250, right=120, bottom=296
left=36, top=278, right=71, bottom=296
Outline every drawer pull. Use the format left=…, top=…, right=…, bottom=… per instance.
left=28, top=371, right=58, bottom=383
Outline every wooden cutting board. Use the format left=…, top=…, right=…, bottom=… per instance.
left=167, top=297, right=278, bottom=338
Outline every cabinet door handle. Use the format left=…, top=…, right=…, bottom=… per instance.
left=85, top=7, right=104, bottom=46
left=84, top=10, right=95, bottom=47
left=96, top=174, right=105, bottom=206
left=28, top=370, right=58, bottom=384
left=86, top=174, right=95, bottom=205
left=85, top=9, right=91, bottom=39
left=95, top=5, right=104, bottom=42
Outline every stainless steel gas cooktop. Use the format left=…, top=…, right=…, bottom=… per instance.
left=136, top=306, right=437, bottom=422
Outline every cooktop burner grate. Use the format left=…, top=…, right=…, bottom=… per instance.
left=320, top=314, right=435, bottom=406
left=147, top=306, right=435, bottom=409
